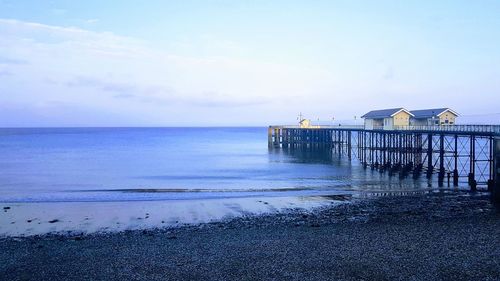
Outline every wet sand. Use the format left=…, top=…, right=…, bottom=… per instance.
left=0, top=195, right=345, bottom=237
left=1, top=191, right=499, bottom=281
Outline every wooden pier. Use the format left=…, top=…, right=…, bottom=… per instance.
left=268, top=125, right=500, bottom=195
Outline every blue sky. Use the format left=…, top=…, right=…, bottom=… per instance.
left=0, top=0, right=499, bottom=126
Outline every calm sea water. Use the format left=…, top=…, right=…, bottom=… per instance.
left=0, top=127, right=430, bottom=204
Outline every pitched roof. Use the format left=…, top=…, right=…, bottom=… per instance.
left=361, top=108, right=413, bottom=119
left=410, top=108, right=458, bottom=118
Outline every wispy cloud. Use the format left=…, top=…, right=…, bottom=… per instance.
left=0, top=18, right=143, bottom=55
left=66, top=76, right=139, bottom=95
left=383, top=66, right=395, bottom=80
left=85, top=19, right=99, bottom=24
left=113, top=93, right=136, bottom=99
left=186, top=92, right=270, bottom=107
left=0, top=18, right=356, bottom=125
left=0, top=56, right=28, bottom=65
left=65, top=76, right=268, bottom=107
left=50, top=8, right=67, bottom=16
left=0, top=69, right=12, bottom=77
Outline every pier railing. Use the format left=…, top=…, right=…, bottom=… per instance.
left=278, top=125, right=365, bottom=129
left=273, top=124, right=500, bottom=135
left=393, top=125, right=500, bottom=134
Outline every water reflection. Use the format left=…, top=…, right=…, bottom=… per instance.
left=270, top=146, right=456, bottom=194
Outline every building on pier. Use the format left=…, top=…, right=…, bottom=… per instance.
left=299, top=118, right=320, bottom=128
left=410, top=108, right=458, bottom=126
left=361, top=108, right=413, bottom=130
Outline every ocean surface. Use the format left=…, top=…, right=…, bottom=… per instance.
left=0, top=127, right=435, bottom=236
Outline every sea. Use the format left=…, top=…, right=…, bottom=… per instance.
left=0, top=127, right=438, bottom=236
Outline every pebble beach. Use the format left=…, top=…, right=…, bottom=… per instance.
left=1, top=191, right=499, bottom=281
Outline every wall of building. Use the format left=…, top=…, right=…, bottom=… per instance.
left=392, top=111, right=411, bottom=127
left=299, top=119, right=311, bottom=128
left=299, top=119, right=320, bottom=128
left=383, top=118, right=393, bottom=130
left=439, top=111, right=457, bottom=125
left=364, top=119, right=374, bottom=129
left=365, top=118, right=384, bottom=129
left=410, top=118, right=428, bottom=126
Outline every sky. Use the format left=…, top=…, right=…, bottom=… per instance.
left=0, top=0, right=499, bottom=126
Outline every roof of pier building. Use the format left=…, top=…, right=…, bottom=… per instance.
left=410, top=108, right=458, bottom=119
left=361, top=108, right=414, bottom=119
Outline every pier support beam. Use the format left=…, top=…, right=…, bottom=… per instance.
left=469, top=135, right=477, bottom=191
left=426, top=134, right=433, bottom=178
left=347, top=131, right=352, bottom=159
left=438, top=134, right=445, bottom=186
left=268, top=126, right=273, bottom=147
left=453, top=135, right=459, bottom=186
left=493, top=137, right=500, bottom=202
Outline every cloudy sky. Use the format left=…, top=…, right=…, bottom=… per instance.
left=0, top=0, right=499, bottom=126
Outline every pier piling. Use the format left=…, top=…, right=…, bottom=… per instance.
left=493, top=137, right=500, bottom=201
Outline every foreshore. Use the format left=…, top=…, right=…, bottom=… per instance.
left=1, top=191, right=499, bottom=281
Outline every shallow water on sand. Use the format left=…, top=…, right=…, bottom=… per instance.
left=0, top=127, right=440, bottom=236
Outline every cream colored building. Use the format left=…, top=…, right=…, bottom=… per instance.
left=410, top=108, right=459, bottom=125
left=299, top=119, right=320, bottom=128
left=361, top=108, right=413, bottom=130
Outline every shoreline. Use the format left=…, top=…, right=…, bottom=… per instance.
left=0, top=190, right=496, bottom=240
left=0, top=189, right=480, bottom=239
left=1, top=191, right=499, bottom=280
left=0, top=194, right=350, bottom=238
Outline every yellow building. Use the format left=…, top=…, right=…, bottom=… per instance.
left=361, top=108, right=413, bottom=130
left=299, top=119, right=320, bottom=128
left=410, top=108, right=459, bottom=125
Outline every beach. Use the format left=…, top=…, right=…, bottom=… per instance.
left=2, top=1, right=500, bottom=280
left=1, top=191, right=499, bottom=281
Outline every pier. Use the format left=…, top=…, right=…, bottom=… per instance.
left=268, top=125, right=500, bottom=195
